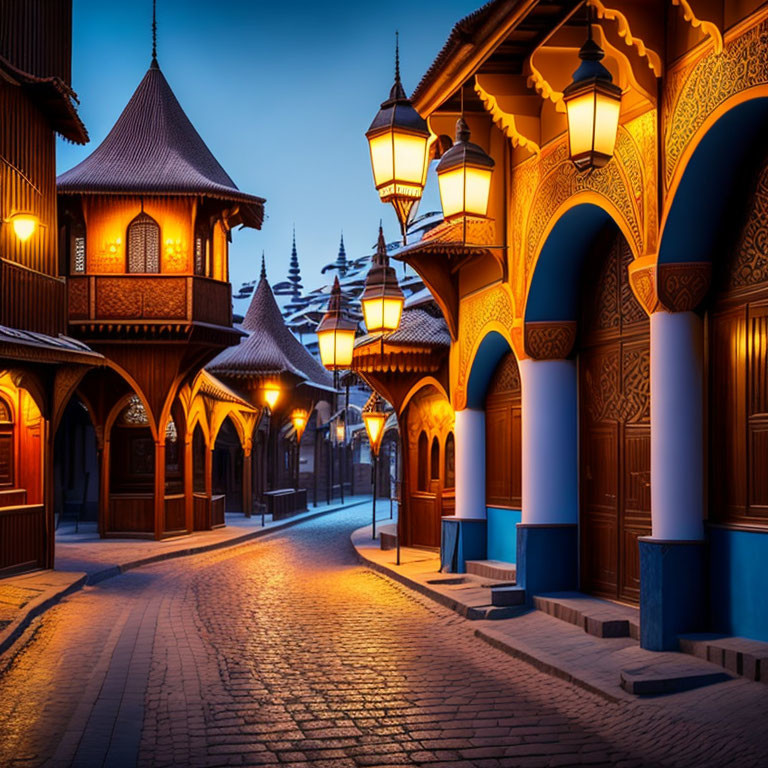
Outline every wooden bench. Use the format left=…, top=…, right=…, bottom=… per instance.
left=264, top=488, right=308, bottom=521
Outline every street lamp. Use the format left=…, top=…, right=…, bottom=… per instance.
left=362, top=391, right=388, bottom=540
left=562, top=14, right=622, bottom=172
left=316, top=276, right=357, bottom=371
left=262, top=383, right=281, bottom=410
left=7, top=212, right=39, bottom=242
left=366, top=34, right=430, bottom=241
left=290, top=408, right=309, bottom=442
left=260, top=382, right=281, bottom=526
left=361, top=224, right=404, bottom=334
left=436, top=118, right=495, bottom=221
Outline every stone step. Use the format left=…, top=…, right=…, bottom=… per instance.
left=465, top=559, right=517, bottom=582
left=679, top=633, right=768, bottom=683
left=534, top=592, right=641, bottom=640
left=378, top=524, right=397, bottom=551
left=620, top=662, right=732, bottom=696
left=491, top=585, right=526, bottom=607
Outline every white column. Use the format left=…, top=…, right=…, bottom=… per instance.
left=520, top=358, right=578, bottom=525
left=651, top=311, right=704, bottom=540
left=454, top=408, right=486, bottom=519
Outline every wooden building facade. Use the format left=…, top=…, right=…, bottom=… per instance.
left=358, top=0, right=768, bottom=650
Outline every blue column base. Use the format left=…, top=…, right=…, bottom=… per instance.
left=639, top=538, right=706, bottom=651
left=516, top=523, right=578, bottom=598
left=440, top=517, right=487, bottom=573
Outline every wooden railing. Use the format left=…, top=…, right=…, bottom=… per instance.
left=211, top=494, right=225, bottom=528
left=0, top=504, right=45, bottom=576
left=193, top=493, right=210, bottom=531
left=0, top=259, right=66, bottom=335
left=164, top=494, right=185, bottom=532
left=68, top=275, right=231, bottom=328
left=108, top=493, right=153, bottom=533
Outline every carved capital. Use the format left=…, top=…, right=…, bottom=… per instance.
left=658, top=261, right=711, bottom=312
left=628, top=256, right=711, bottom=314
left=524, top=321, right=577, bottom=360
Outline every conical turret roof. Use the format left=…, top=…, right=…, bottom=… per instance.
left=57, top=61, right=265, bottom=228
left=207, top=273, right=333, bottom=390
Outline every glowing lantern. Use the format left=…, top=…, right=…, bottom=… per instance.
left=362, top=392, right=387, bottom=457
left=290, top=408, right=309, bottom=442
left=9, top=213, right=39, bottom=242
left=361, top=224, right=404, bottom=334
left=365, top=36, right=430, bottom=236
left=316, top=276, right=357, bottom=371
left=436, top=118, right=494, bottom=221
left=262, top=383, right=281, bottom=410
left=562, top=29, right=622, bottom=172
left=335, top=416, right=346, bottom=444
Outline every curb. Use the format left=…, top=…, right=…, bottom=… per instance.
left=1, top=498, right=369, bottom=660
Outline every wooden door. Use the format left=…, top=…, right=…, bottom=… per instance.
left=579, top=232, right=650, bottom=604
left=485, top=352, right=522, bottom=509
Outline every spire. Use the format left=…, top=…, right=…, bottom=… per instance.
left=389, top=31, right=407, bottom=101
left=328, top=275, right=343, bottom=312
left=374, top=221, right=388, bottom=266
left=151, top=0, right=158, bottom=69
left=260, top=251, right=266, bottom=281
left=336, top=231, right=348, bottom=276
left=287, top=226, right=303, bottom=297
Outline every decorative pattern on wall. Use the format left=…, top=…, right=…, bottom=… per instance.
left=664, top=15, right=768, bottom=189
left=583, top=346, right=650, bottom=424
left=523, top=320, right=577, bottom=360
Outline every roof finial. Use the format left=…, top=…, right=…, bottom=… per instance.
left=260, top=251, right=266, bottom=281
left=395, top=30, right=401, bottom=85
left=375, top=221, right=388, bottom=266
left=151, top=0, right=158, bottom=68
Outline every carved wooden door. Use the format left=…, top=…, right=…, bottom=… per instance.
left=485, top=353, right=522, bottom=509
left=579, top=232, right=650, bottom=604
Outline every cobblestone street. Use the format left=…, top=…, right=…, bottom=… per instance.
left=0, top=505, right=767, bottom=768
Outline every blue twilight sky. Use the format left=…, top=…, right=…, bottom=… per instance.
left=57, top=0, right=480, bottom=314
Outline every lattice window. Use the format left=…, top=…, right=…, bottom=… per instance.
left=0, top=397, right=11, bottom=423
left=127, top=213, right=160, bottom=273
left=73, top=236, right=86, bottom=273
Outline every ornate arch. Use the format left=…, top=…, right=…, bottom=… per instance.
left=399, top=376, right=450, bottom=417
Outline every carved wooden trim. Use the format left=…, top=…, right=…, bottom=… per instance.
left=628, top=256, right=660, bottom=315
left=524, top=321, right=577, bottom=360
left=658, top=261, right=711, bottom=312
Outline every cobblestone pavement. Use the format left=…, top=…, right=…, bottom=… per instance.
left=0, top=504, right=767, bottom=768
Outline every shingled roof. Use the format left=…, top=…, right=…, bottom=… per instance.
left=57, top=60, right=265, bottom=228
left=207, top=275, right=334, bottom=391
left=355, top=306, right=450, bottom=350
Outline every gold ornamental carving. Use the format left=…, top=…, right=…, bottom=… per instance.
left=524, top=321, right=577, bottom=360
left=658, top=262, right=711, bottom=312
left=664, top=15, right=768, bottom=189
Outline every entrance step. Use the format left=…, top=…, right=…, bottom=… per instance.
left=491, top=585, right=526, bottom=607
left=378, top=524, right=397, bottom=551
left=534, top=592, right=640, bottom=640
left=619, top=661, right=732, bottom=695
left=679, top=633, right=768, bottom=683
left=465, top=559, right=516, bottom=582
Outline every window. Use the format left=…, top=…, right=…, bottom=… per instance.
left=0, top=396, right=13, bottom=488
left=417, top=431, right=428, bottom=491
left=430, top=436, right=440, bottom=481
left=444, top=432, right=455, bottom=489
left=127, top=212, right=160, bottom=273
left=194, top=221, right=209, bottom=276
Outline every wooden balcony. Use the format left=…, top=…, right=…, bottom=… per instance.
left=67, top=275, right=234, bottom=337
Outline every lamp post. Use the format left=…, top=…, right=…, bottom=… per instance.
left=261, top=382, right=281, bottom=526
left=290, top=408, right=309, bottom=491
left=316, top=276, right=357, bottom=505
left=366, top=35, right=430, bottom=243
left=562, top=11, right=622, bottom=172
left=436, top=118, right=495, bottom=222
left=362, top=392, right=388, bottom=540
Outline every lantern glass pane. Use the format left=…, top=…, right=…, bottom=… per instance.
left=362, top=297, right=384, bottom=334
left=392, top=131, right=428, bottom=186
left=364, top=412, right=386, bottom=450
left=318, top=328, right=355, bottom=369
left=12, top=214, right=37, bottom=242
left=264, top=387, right=280, bottom=409
left=565, top=90, right=597, bottom=160
left=464, top=167, right=493, bottom=217
left=368, top=133, right=394, bottom=188
left=382, top=296, right=404, bottom=332
left=438, top=166, right=466, bottom=220
left=593, top=90, right=621, bottom=158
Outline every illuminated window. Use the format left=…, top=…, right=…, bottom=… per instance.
left=127, top=212, right=160, bottom=273
left=194, top=221, right=209, bottom=276
left=444, top=432, right=455, bottom=489
left=0, top=395, right=13, bottom=488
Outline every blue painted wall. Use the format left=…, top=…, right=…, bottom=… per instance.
left=487, top=507, right=521, bottom=563
left=709, top=526, right=768, bottom=642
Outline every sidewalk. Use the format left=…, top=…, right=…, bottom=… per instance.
left=0, top=495, right=370, bottom=658
left=352, top=524, right=766, bottom=704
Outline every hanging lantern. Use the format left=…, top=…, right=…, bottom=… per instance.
left=436, top=118, right=495, bottom=221
left=361, top=224, right=404, bottom=334
left=362, top=392, right=388, bottom=457
left=335, top=419, right=346, bottom=445
left=562, top=23, right=622, bottom=172
left=262, top=382, right=281, bottom=410
left=290, top=408, right=309, bottom=442
left=365, top=36, right=430, bottom=236
left=316, top=276, right=357, bottom=370
left=8, top=212, right=39, bottom=242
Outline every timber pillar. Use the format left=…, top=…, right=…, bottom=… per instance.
left=631, top=259, right=710, bottom=650
left=518, top=349, right=578, bottom=597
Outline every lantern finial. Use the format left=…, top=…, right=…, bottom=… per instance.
left=260, top=251, right=266, bottom=281
left=151, top=0, right=158, bottom=68
left=390, top=31, right=406, bottom=101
